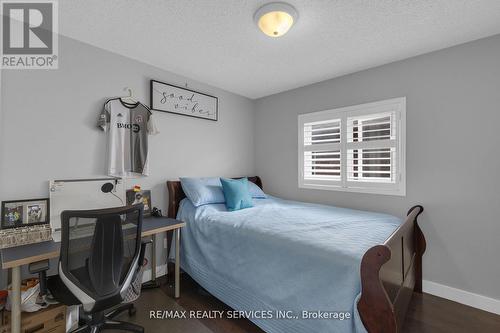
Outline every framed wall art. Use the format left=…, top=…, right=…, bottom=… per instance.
left=1, top=198, right=50, bottom=229
left=150, top=79, right=218, bottom=121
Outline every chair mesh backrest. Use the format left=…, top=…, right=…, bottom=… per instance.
left=60, top=205, right=143, bottom=299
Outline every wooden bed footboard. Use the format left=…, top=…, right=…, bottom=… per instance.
left=357, top=205, right=425, bottom=333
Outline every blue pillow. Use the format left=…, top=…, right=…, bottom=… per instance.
left=248, top=181, right=267, bottom=199
left=179, top=177, right=266, bottom=207
left=220, top=178, right=253, bottom=211
left=179, top=177, right=225, bottom=207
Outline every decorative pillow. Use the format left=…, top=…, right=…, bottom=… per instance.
left=179, top=177, right=226, bottom=207
left=179, top=177, right=266, bottom=207
left=220, top=178, right=254, bottom=211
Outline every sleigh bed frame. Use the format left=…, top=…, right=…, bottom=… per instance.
left=166, top=176, right=425, bottom=333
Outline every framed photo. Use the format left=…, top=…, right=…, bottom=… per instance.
left=126, top=190, right=152, bottom=217
left=150, top=79, right=218, bottom=121
left=1, top=198, right=49, bottom=229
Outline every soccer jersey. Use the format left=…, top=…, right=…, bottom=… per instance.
left=98, top=99, right=158, bottom=177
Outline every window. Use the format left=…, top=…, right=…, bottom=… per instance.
left=298, top=97, right=406, bottom=196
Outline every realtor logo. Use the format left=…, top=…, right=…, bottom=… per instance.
left=1, top=0, right=58, bottom=69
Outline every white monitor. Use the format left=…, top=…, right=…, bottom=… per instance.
left=49, top=178, right=126, bottom=242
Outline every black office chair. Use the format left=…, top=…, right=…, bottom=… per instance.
left=47, top=205, right=147, bottom=333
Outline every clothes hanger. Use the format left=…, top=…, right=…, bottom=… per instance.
left=104, top=87, right=153, bottom=111
left=120, top=87, right=137, bottom=104
left=121, top=87, right=153, bottom=110
left=104, top=87, right=138, bottom=105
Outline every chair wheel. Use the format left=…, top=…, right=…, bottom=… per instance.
left=128, top=306, right=137, bottom=316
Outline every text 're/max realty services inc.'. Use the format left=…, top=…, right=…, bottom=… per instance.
left=150, top=310, right=352, bottom=321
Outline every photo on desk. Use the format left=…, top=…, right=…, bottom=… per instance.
left=126, top=190, right=152, bottom=217
left=1, top=198, right=49, bottom=229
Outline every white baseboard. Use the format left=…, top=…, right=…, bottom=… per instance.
left=141, top=264, right=167, bottom=283
left=423, top=280, right=500, bottom=315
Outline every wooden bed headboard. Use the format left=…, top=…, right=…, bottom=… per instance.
left=166, top=176, right=263, bottom=219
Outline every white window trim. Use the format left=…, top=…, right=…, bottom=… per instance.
left=298, top=97, right=406, bottom=196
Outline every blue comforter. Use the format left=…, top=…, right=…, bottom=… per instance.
left=177, top=196, right=401, bottom=333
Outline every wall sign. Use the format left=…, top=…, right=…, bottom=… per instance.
left=150, top=80, right=218, bottom=121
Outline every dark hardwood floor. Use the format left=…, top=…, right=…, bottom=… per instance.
left=403, top=291, right=500, bottom=333
left=114, top=275, right=500, bottom=333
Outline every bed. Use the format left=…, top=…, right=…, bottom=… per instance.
left=166, top=176, right=425, bottom=333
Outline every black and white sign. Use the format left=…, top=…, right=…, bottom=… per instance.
left=150, top=80, right=218, bottom=121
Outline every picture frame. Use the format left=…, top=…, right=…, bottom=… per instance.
left=126, top=190, right=152, bottom=217
left=1, top=198, right=50, bottom=229
left=150, top=79, right=218, bottom=121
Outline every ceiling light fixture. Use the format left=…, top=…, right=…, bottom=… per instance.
left=254, top=2, right=298, bottom=38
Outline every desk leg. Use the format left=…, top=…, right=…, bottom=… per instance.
left=174, top=228, right=180, bottom=299
left=11, top=266, right=21, bottom=333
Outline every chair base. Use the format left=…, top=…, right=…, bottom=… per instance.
left=71, top=303, right=143, bottom=333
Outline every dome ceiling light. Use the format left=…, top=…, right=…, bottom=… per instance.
left=254, top=2, right=298, bottom=38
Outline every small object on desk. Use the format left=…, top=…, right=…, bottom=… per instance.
left=151, top=207, right=162, bottom=217
left=1, top=198, right=49, bottom=229
left=0, top=225, right=52, bottom=249
left=126, top=188, right=152, bottom=217
left=100, top=182, right=115, bottom=193
left=0, top=198, right=51, bottom=248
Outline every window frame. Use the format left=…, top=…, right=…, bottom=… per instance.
left=298, top=97, right=406, bottom=196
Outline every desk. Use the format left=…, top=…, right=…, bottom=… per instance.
left=1, top=216, right=185, bottom=333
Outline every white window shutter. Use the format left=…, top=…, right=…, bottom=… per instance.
left=346, top=112, right=397, bottom=183
left=298, top=98, right=406, bottom=196
left=300, top=118, right=342, bottom=187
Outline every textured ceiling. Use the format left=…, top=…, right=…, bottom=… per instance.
left=59, top=0, right=500, bottom=99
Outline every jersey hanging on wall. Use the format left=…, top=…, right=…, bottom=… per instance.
left=97, top=99, right=159, bottom=177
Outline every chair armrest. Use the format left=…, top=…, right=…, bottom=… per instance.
left=29, top=259, right=50, bottom=296
left=28, top=259, right=50, bottom=274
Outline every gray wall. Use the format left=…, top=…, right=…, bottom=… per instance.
left=1, top=30, right=499, bottom=303
left=255, top=34, right=500, bottom=300
left=0, top=35, right=255, bottom=282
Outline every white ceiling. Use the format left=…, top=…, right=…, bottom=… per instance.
left=60, top=0, right=500, bottom=99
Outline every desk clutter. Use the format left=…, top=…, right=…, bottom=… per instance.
left=0, top=216, right=185, bottom=333
left=0, top=304, right=67, bottom=333
left=1, top=179, right=154, bottom=247
left=0, top=225, right=52, bottom=250
left=0, top=173, right=177, bottom=333
left=0, top=198, right=51, bottom=249
left=0, top=280, right=71, bottom=333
